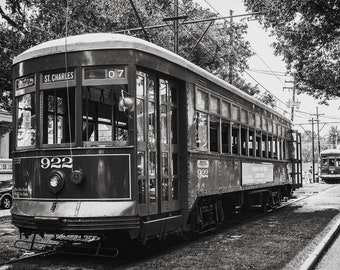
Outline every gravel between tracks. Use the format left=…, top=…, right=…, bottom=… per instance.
left=0, top=183, right=339, bottom=269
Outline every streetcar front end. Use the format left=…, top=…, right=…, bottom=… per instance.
left=11, top=36, right=142, bottom=239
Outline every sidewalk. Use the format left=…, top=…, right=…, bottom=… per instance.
left=284, top=183, right=340, bottom=270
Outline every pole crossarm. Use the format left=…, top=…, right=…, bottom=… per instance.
left=115, top=12, right=262, bottom=33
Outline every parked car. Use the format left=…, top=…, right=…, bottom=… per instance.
left=0, top=179, right=13, bottom=209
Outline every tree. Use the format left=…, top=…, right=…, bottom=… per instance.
left=326, top=126, right=340, bottom=149
left=0, top=0, right=261, bottom=111
left=243, top=0, right=340, bottom=104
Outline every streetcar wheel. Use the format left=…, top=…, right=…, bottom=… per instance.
left=182, top=231, right=197, bottom=241
left=260, top=193, right=270, bottom=212
left=1, top=195, right=12, bottom=209
left=277, top=190, right=282, bottom=206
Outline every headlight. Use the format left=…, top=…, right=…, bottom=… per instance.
left=48, top=170, right=65, bottom=194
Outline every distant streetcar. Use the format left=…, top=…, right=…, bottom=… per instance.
left=320, top=149, right=340, bottom=183
left=11, top=33, right=301, bottom=243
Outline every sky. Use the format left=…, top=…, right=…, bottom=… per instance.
left=193, top=0, right=340, bottom=137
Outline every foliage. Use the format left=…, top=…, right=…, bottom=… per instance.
left=326, top=125, right=340, bottom=149
left=300, top=126, right=340, bottom=162
left=243, top=0, right=340, bottom=104
left=0, top=0, right=263, bottom=111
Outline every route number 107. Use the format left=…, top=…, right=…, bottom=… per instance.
left=40, top=157, right=73, bottom=169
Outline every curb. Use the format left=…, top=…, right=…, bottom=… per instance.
left=299, top=214, right=340, bottom=270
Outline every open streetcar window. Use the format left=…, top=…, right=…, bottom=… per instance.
left=210, top=116, right=220, bottom=152
left=42, top=88, right=75, bottom=144
left=16, top=93, right=36, bottom=148
left=82, top=85, right=128, bottom=144
left=322, top=158, right=328, bottom=167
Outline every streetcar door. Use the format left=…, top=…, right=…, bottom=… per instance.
left=136, top=72, right=181, bottom=216
left=290, top=130, right=302, bottom=188
left=159, top=78, right=180, bottom=213
left=136, top=72, right=158, bottom=216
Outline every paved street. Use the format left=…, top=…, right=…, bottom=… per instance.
left=0, top=209, right=10, bottom=217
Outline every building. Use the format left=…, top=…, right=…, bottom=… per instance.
left=0, top=111, right=12, bottom=181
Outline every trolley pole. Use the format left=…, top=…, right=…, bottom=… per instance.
left=174, top=0, right=179, bottom=54
left=228, top=10, right=233, bottom=84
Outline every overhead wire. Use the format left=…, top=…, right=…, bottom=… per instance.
left=189, top=0, right=290, bottom=111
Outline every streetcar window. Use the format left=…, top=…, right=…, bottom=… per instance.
left=222, top=121, right=230, bottom=153
left=262, top=117, right=267, bottom=131
left=82, top=85, right=128, bottom=143
left=172, top=153, right=179, bottom=200
left=160, top=104, right=168, bottom=144
left=170, top=105, right=178, bottom=144
left=241, top=127, right=247, bottom=155
left=210, top=96, right=220, bottom=114
left=136, top=99, right=145, bottom=142
left=255, top=114, right=261, bottom=129
left=16, top=93, right=36, bottom=147
left=137, top=151, right=145, bottom=176
left=137, top=151, right=146, bottom=204
left=249, top=129, right=255, bottom=156
left=195, top=112, right=208, bottom=150
left=232, top=125, right=239, bottom=154
left=221, top=101, right=230, bottom=118
left=322, top=158, right=328, bottom=167
left=160, top=79, right=168, bottom=144
left=138, top=179, right=146, bottom=204
left=170, top=86, right=178, bottom=144
left=42, top=88, right=75, bottom=145
left=249, top=113, right=255, bottom=127
left=261, top=134, right=267, bottom=158
left=210, top=116, right=220, bottom=152
left=329, top=159, right=335, bottom=167
left=232, top=105, right=240, bottom=121
left=268, top=136, right=273, bottom=158
left=337, top=159, right=340, bottom=167
left=196, top=89, right=209, bottom=111
left=161, top=178, right=169, bottom=201
left=150, top=179, right=156, bottom=203
left=277, top=139, right=282, bottom=160
left=241, top=109, right=247, bottom=124
left=282, top=139, right=286, bottom=160
left=268, top=120, right=273, bottom=133
left=255, top=132, right=261, bottom=157
left=172, top=178, right=179, bottom=200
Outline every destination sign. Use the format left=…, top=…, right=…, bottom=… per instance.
left=42, top=70, right=75, bottom=83
left=15, top=75, right=35, bottom=90
left=84, top=67, right=126, bottom=80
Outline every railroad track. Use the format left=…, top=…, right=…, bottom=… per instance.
left=0, top=185, right=336, bottom=269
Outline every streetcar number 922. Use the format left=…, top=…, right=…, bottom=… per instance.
left=40, top=157, right=73, bottom=169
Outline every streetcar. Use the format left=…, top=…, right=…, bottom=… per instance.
left=11, top=33, right=301, bottom=243
left=320, top=149, right=340, bottom=183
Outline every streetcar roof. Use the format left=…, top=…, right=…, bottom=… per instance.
left=320, top=149, right=340, bottom=156
left=13, top=33, right=290, bottom=122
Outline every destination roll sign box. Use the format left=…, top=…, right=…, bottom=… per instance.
left=42, top=70, right=75, bottom=83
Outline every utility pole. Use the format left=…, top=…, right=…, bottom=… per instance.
left=228, top=10, right=233, bottom=84
left=311, top=106, right=324, bottom=183
left=310, top=118, right=315, bottom=183
left=284, top=80, right=298, bottom=122
left=291, top=88, right=296, bottom=122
